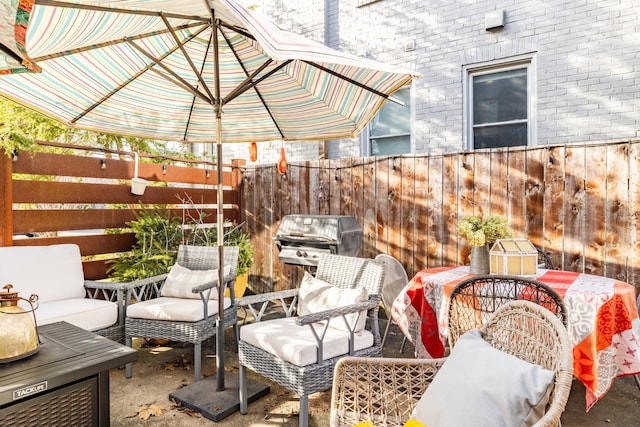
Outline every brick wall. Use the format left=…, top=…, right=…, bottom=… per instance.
left=236, top=0, right=640, bottom=157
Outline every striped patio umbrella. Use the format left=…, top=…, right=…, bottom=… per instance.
left=0, top=0, right=419, bottom=398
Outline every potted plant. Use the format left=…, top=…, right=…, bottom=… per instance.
left=457, top=214, right=513, bottom=274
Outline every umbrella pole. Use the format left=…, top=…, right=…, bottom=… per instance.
left=215, top=137, right=225, bottom=392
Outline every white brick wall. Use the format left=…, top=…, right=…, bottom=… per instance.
left=235, top=0, right=640, bottom=158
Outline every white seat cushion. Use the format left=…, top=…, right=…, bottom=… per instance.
left=126, top=297, right=231, bottom=322
left=240, top=317, right=374, bottom=367
left=35, top=299, right=117, bottom=331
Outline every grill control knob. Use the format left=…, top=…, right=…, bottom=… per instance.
left=296, top=250, right=308, bottom=258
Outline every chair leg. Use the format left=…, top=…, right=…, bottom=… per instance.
left=239, top=365, right=248, bottom=414
left=233, top=322, right=240, bottom=352
left=381, top=317, right=392, bottom=348
left=299, top=396, right=309, bottom=427
left=634, top=374, right=640, bottom=391
left=194, top=342, right=202, bottom=381
left=125, top=335, right=133, bottom=378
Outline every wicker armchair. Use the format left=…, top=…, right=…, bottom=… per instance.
left=447, top=274, right=567, bottom=347
left=330, top=300, right=573, bottom=427
left=237, top=254, right=385, bottom=427
left=124, top=245, right=239, bottom=381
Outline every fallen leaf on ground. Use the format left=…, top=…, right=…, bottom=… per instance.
left=127, top=403, right=165, bottom=420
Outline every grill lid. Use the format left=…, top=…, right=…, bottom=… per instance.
left=274, top=215, right=361, bottom=244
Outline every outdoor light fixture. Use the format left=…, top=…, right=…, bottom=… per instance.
left=162, top=163, right=167, bottom=175
left=130, top=152, right=148, bottom=195
left=100, top=158, right=107, bottom=169
left=0, top=284, right=40, bottom=363
left=12, top=150, right=18, bottom=162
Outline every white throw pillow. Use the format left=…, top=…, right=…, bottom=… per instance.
left=161, top=264, right=230, bottom=300
left=411, top=329, right=555, bottom=427
left=297, top=271, right=368, bottom=332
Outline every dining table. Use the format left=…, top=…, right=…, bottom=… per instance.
left=390, top=265, right=640, bottom=410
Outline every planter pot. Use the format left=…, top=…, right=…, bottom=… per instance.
left=469, top=245, right=490, bottom=275
left=226, top=272, right=248, bottom=299
left=130, top=177, right=148, bottom=195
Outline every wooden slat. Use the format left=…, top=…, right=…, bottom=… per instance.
left=507, top=148, right=526, bottom=243
left=473, top=150, right=491, bottom=218
left=340, top=158, right=354, bottom=218
left=584, top=144, right=607, bottom=276
left=525, top=147, right=545, bottom=246
left=442, top=153, right=458, bottom=265
left=13, top=208, right=232, bottom=233
left=400, top=157, right=415, bottom=274
left=413, top=156, right=429, bottom=273
left=13, top=233, right=136, bottom=256
left=14, top=151, right=233, bottom=185
left=543, top=146, right=566, bottom=269
left=605, top=143, right=630, bottom=282
left=564, top=145, right=586, bottom=272
left=362, top=156, right=377, bottom=259
left=317, top=160, right=331, bottom=216
left=489, top=147, right=509, bottom=217
left=629, top=143, right=640, bottom=290
left=387, top=157, right=402, bottom=262
left=375, top=157, right=390, bottom=255
left=458, top=152, right=475, bottom=264
left=426, top=155, right=444, bottom=267
left=352, top=158, right=365, bottom=237
left=13, top=180, right=238, bottom=205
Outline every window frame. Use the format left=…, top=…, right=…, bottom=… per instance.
left=463, top=55, right=537, bottom=150
left=362, top=83, right=414, bottom=156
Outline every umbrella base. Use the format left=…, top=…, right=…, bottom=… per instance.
left=169, top=372, right=270, bottom=422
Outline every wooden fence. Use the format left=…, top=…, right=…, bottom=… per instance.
left=0, top=141, right=243, bottom=280
left=1, top=139, right=638, bottom=294
left=242, top=140, right=640, bottom=294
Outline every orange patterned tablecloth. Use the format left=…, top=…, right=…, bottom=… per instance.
left=390, top=266, right=640, bottom=410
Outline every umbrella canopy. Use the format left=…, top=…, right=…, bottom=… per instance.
left=0, top=0, right=419, bottom=395
left=0, top=0, right=419, bottom=143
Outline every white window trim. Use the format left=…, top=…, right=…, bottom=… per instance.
left=463, top=54, right=537, bottom=150
left=361, top=83, right=415, bottom=156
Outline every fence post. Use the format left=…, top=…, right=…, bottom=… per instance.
left=0, top=152, right=13, bottom=246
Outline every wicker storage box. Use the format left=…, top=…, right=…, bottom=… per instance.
left=490, top=239, right=538, bottom=276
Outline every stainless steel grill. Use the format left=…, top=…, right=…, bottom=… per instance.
left=274, top=215, right=363, bottom=267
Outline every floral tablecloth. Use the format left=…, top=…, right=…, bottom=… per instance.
left=390, top=266, right=640, bottom=410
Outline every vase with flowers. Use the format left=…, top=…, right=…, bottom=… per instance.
left=457, top=214, right=514, bottom=274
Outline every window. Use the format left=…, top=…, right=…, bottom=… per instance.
left=465, top=58, right=535, bottom=149
left=366, top=85, right=412, bottom=156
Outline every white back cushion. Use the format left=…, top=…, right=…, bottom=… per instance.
left=297, top=271, right=368, bottom=332
left=411, top=329, right=555, bottom=427
left=0, top=244, right=85, bottom=303
left=161, top=264, right=231, bottom=299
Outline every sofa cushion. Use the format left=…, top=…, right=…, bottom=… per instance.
left=240, top=317, right=374, bottom=367
left=0, top=244, right=85, bottom=303
left=161, top=263, right=231, bottom=299
left=126, top=297, right=231, bottom=322
left=297, top=271, right=369, bottom=332
left=36, top=299, right=118, bottom=331
left=410, top=329, right=555, bottom=427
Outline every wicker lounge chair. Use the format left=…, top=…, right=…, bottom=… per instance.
left=447, top=274, right=567, bottom=347
left=237, top=254, right=385, bottom=427
left=124, top=245, right=239, bottom=381
left=330, top=300, right=573, bottom=427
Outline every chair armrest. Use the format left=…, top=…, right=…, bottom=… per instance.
left=123, top=274, right=168, bottom=304
left=237, top=288, right=300, bottom=322
left=331, top=356, right=446, bottom=427
left=295, top=297, right=379, bottom=326
left=84, top=280, right=131, bottom=328
left=190, top=274, right=235, bottom=293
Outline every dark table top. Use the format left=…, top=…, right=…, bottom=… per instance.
left=0, top=322, right=137, bottom=407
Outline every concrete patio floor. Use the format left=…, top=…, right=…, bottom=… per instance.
left=109, top=318, right=640, bottom=426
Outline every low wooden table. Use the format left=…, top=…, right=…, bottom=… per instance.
left=0, top=321, right=137, bottom=426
